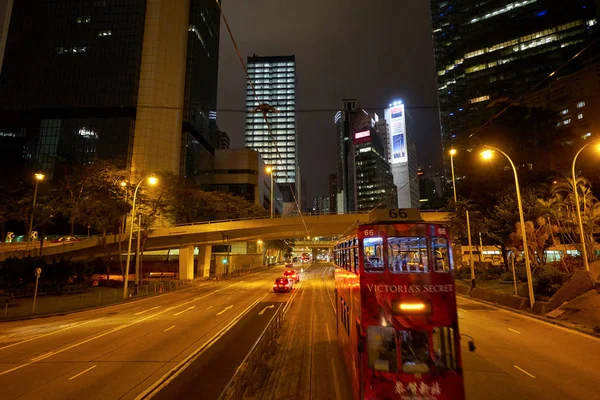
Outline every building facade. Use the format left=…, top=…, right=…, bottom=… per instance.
left=328, top=173, right=338, bottom=214
left=198, top=148, right=283, bottom=215
left=524, top=61, right=600, bottom=145
left=384, top=101, right=419, bottom=208
left=214, top=130, right=231, bottom=150
left=335, top=99, right=372, bottom=213
left=431, top=0, right=599, bottom=173
left=352, top=128, right=397, bottom=211
left=244, top=54, right=300, bottom=205
left=314, top=196, right=330, bottom=215
left=0, top=0, right=220, bottom=180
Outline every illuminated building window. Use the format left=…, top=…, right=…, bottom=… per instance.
left=577, top=101, right=586, bottom=108
left=578, top=113, right=583, bottom=120
left=563, top=119, right=571, bottom=125
left=469, top=0, right=538, bottom=24
left=469, top=95, right=490, bottom=104
left=587, top=19, right=597, bottom=27
left=98, top=30, right=112, bottom=37
left=77, top=16, right=91, bottom=23
left=560, top=109, right=569, bottom=115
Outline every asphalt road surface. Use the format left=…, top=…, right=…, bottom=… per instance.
left=262, top=264, right=600, bottom=400
left=0, top=265, right=295, bottom=400
left=458, top=296, right=600, bottom=400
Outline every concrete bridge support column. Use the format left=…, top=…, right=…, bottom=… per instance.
left=179, top=245, right=194, bottom=280
left=196, top=245, right=212, bottom=278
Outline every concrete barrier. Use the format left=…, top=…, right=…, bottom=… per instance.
left=546, top=270, right=595, bottom=311
left=469, top=287, right=528, bottom=310
left=455, top=283, right=472, bottom=296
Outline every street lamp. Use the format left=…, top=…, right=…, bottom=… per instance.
left=449, top=148, right=458, bottom=202
left=481, top=146, right=535, bottom=307
left=266, top=166, right=274, bottom=218
left=571, top=140, right=600, bottom=272
left=26, top=173, right=45, bottom=250
left=123, top=175, right=158, bottom=300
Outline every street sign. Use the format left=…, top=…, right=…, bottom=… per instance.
left=35, top=268, right=42, bottom=277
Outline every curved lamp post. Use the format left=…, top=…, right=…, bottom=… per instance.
left=123, top=175, right=158, bottom=300
left=571, top=140, right=600, bottom=272
left=266, top=166, right=274, bottom=218
left=481, top=146, right=535, bottom=307
left=26, top=173, right=45, bottom=250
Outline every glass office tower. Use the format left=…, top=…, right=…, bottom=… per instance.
left=245, top=54, right=298, bottom=203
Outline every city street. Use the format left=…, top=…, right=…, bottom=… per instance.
left=458, top=296, right=600, bottom=400
left=0, top=265, right=293, bottom=400
left=259, top=264, right=600, bottom=400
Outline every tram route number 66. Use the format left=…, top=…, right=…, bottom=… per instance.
left=388, top=209, right=408, bottom=219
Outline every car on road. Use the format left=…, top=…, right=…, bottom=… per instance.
left=283, top=269, right=300, bottom=282
left=52, top=236, right=80, bottom=243
left=285, top=263, right=294, bottom=269
left=273, top=277, right=293, bottom=293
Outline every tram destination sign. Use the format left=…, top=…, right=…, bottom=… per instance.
left=368, top=208, right=422, bottom=223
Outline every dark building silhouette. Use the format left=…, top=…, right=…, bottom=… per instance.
left=0, top=0, right=221, bottom=180
left=431, top=0, right=599, bottom=176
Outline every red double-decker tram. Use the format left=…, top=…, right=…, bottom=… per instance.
left=334, top=209, right=465, bottom=400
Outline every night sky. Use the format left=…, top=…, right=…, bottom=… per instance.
left=217, top=0, right=442, bottom=204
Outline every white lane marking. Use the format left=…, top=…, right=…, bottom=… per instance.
left=68, top=365, right=97, bottom=380
left=258, top=305, right=275, bottom=315
left=217, top=305, right=233, bottom=315
left=509, top=328, right=522, bottom=334
left=31, top=351, right=55, bottom=362
left=330, top=359, right=342, bottom=400
left=206, top=306, right=213, bottom=310
left=163, top=326, right=175, bottom=332
left=457, top=295, right=600, bottom=343
left=513, top=365, right=536, bottom=378
left=135, top=293, right=268, bottom=400
left=325, top=323, right=331, bottom=341
left=0, top=290, right=215, bottom=377
left=0, top=316, right=109, bottom=352
left=213, top=281, right=244, bottom=293
left=174, top=306, right=196, bottom=316
left=226, top=296, right=231, bottom=299
left=458, top=307, right=467, bottom=313
left=135, top=306, right=161, bottom=316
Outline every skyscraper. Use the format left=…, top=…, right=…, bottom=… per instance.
left=245, top=54, right=299, bottom=204
left=335, top=99, right=371, bottom=213
left=431, top=0, right=599, bottom=171
left=352, top=128, right=397, bottom=211
left=0, top=0, right=220, bottom=179
left=384, top=101, right=419, bottom=208
left=328, top=173, right=338, bottom=214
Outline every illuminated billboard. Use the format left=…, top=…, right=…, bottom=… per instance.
left=354, top=130, right=370, bottom=140
left=386, top=104, right=407, bottom=164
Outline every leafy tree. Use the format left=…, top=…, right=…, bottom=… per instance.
left=483, top=187, right=548, bottom=267
left=509, top=218, right=555, bottom=267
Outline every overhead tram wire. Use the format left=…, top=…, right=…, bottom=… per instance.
left=467, top=35, right=600, bottom=141
left=215, top=0, right=310, bottom=235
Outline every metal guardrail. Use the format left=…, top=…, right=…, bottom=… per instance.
left=218, top=306, right=284, bottom=400
left=1, top=279, right=194, bottom=321
left=170, top=211, right=370, bottom=228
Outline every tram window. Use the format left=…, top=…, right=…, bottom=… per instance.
left=433, top=237, right=451, bottom=272
left=363, top=237, right=384, bottom=272
left=399, top=330, right=431, bottom=374
left=432, top=327, right=458, bottom=371
left=367, top=326, right=398, bottom=372
left=353, top=247, right=359, bottom=274
left=387, top=237, right=429, bottom=273
left=350, top=247, right=355, bottom=272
